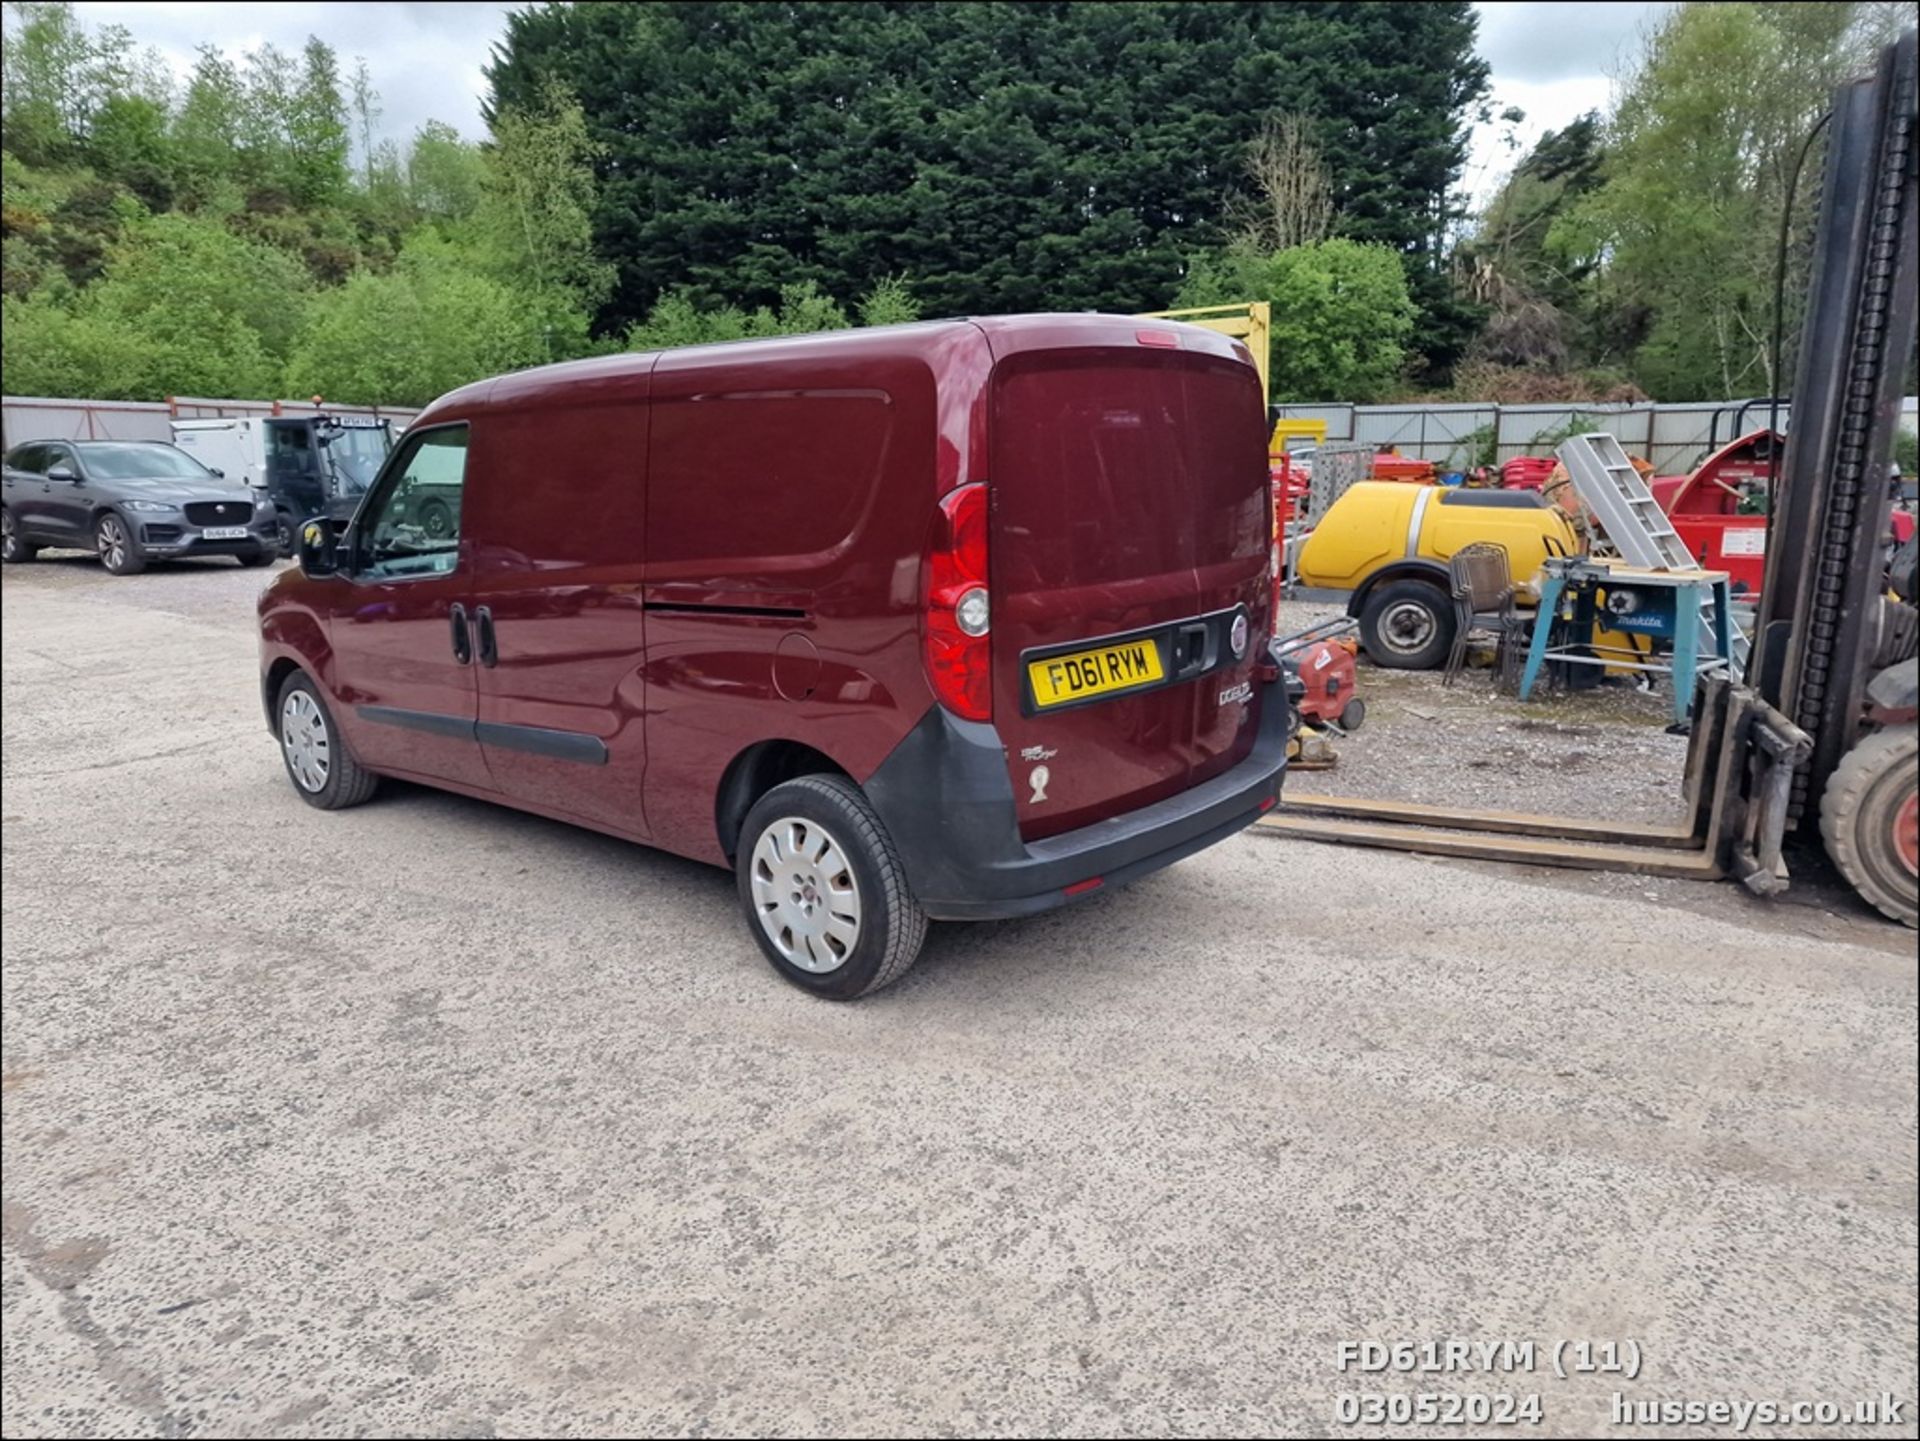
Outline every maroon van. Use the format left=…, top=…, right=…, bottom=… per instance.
left=258, top=314, right=1288, bottom=997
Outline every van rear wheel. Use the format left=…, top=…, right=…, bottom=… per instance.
left=736, top=775, right=928, bottom=999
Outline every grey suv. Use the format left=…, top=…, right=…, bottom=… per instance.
left=1, top=440, right=280, bottom=574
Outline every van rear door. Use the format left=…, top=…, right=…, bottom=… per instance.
left=984, top=329, right=1269, bottom=840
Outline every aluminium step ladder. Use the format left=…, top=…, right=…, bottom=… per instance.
left=1557, top=433, right=1750, bottom=672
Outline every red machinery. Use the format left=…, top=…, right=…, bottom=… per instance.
left=1371, top=450, right=1437, bottom=485
left=1649, top=430, right=1777, bottom=595
left=1501, top=456, right=1556, bottom=491
left=1272, top=618, right=1365, bottom=731
left=1294, top=636, right=1363, bottom=730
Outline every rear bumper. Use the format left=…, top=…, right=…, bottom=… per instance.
left=863, top=681, right=1289, bottom=921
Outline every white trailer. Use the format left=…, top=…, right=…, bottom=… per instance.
left=169, top=417, right=270, bottom=489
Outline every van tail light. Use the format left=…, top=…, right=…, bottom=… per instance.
left=923, top=481, right=991, bottom=721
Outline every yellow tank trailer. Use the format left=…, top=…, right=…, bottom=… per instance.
left=1296, top=482, right=1579, bottom=669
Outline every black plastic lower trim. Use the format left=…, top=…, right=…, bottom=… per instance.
left=358, top=704, right=473, bottom=741
left=356, top=705, right=609, bottom=765
left=476, top=720, right=607, bottom=765
left=863, top=680, right=1289, bottom=921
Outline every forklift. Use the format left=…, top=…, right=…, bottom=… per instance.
left=1262, top=30, right=1919, bottom=928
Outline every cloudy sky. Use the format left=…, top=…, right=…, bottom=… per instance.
left=74, top=0, right=1670, bottom=205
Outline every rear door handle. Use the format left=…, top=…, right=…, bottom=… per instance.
left=1171, top=621, right=1211, bottom=679
left=475, top=605, right=497, bottom=668
left=449, top=602, right=472, bottom=665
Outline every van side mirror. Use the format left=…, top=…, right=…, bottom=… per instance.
left=297, top=517, right=342, bottom=577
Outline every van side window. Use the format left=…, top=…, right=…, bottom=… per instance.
left=355, top=425, right=468, bottom=580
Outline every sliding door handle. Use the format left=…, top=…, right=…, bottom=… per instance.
left=475, top=606, right=497, bottom=668
left=449, top=602, right=472, bottom=665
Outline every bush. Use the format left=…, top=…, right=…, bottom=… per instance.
left=1178, top=238, right=1419, bottom=404
left=282, top=235, right=546, bottom=405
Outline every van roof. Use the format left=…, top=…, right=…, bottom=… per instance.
left=415, top=313, right=1254, bottom=425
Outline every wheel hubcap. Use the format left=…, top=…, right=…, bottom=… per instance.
left=281, top=691, right=331, bottom=793
left=1895, top=790, right=1918, bottom=879
left=749, top=817, right=861, bottom=973
left=1382, top=600, right=1436, bottom=652
left=99, top=518, right=127, bottom=569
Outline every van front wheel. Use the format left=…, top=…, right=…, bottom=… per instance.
left=1359, top=578, right=1455, bottom=670
left=736, top=775, right=928, bottom=999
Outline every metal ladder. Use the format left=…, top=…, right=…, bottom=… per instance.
left=1556, top=433, right=1749, bottom=671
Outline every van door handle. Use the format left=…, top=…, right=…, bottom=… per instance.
left=449, top=602, right=472, bottom=665
left=475, top=606, right=497, bottom=668
left=1171, top=621, right=1210, bottom=679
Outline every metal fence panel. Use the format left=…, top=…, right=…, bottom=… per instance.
left=1, top=396, right=173, bottom=447
left=1274, top=396, right=1917, bottom=474
left=4, top=394, right=423, bottom=451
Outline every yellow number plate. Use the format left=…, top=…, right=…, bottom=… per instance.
left=1027, top=638, right=1166, bottom=709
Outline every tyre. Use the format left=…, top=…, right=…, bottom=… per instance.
left=238, top=547, right=275, bottom=567
left=95, top=512, right=145, bottom=575
left=1, top=509, right=37, bottom=563
left=736, top=774, right=928, bottom=999
left=1359, top=578, right=1454, bottom=670
left=276, top=671, right=380, bottom=810
left=1820, top=725, right=1917, bottom=928
left=1338, top=697, right=1367, bottom=732
left=274, top=513, right=294, bottom=555
left=418, top=498, right=453, bottom=540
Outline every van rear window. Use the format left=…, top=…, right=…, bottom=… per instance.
left=991, top=353, right=1267, bottom=588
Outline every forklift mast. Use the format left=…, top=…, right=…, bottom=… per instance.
left=1752, top=30, right=1919, bottom=827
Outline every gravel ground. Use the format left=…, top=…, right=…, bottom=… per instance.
left=3, top=554, right=1915, bottom=1439
left=1277, top=596, right=1693, bottom=825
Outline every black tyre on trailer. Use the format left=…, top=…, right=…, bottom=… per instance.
left=1358, top=578, right=1454, bottom=670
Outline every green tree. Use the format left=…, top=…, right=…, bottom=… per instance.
left=624, top=279, right=862, bottom=352
left=1179, top=238, right=1418, bottom=402
left=486, top=1, right=1487, bottom=368
left=283, top=234, right=546, bottom=404
left=171, top=44, right=246, bottom=207
left=237, top=41, right=296, bottom=195
left=0, top=1, right=96, bottom=164
left=406, top=121, right=485, bottom=221
left=1457, top=113, right=1606, bottom=373
left=1566, top=1, right=1892, bottom=398
left=1, top=154, right=139, bottom=294
left=348, top=56, right=377, bottom=187
left=88, top=92, right=174, bottom=208
left=474, top=79, right=612, bottom=355
left=1, top=213, right=308, bottom=399
left=857, top=274, right=920, bottom=327
left=287, top=37, right=349, bottom=207
left=87, top=211, right=309, bottom=379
